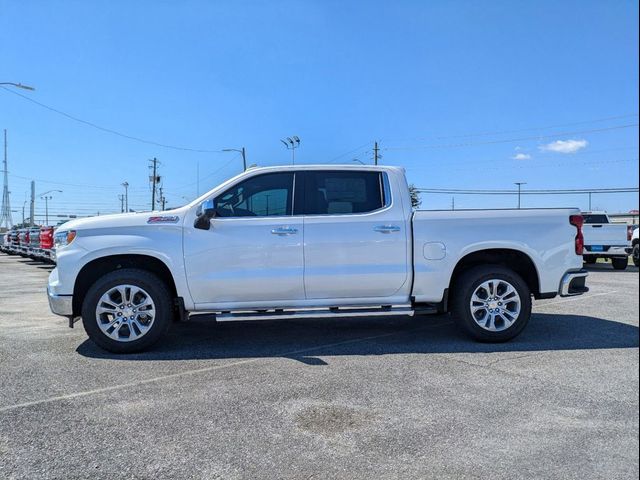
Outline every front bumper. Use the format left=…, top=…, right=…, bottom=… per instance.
left=559, top=269, right=589, bottom=297
left=47, top=287, right=73, bottom=317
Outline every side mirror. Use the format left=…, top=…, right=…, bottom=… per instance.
left=194, top=199, right=217, bottom=230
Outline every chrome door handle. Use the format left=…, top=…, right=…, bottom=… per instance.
left=271, top=227, right=298, bottom=235
left=374, top=225, right=401, bottom=233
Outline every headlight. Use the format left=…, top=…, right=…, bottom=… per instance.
left=54, top=230, right=77, bottom=248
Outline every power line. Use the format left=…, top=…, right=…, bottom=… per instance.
left=328, top=141, right=373, bottom=163
left=168, top=153, right=240, bottom=191
left=385, top=113, right=639, bottom=142
left=0, top=86, right=226, bottom=153
left=327, top=114, right=639, bottom=162
left=7, top=173, right=149, bottom=191
left=384, top=124, right=639, bottom=151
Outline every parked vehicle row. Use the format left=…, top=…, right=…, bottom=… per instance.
left=0, top=226, right=56, bottom=263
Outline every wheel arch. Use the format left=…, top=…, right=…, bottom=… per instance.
left=72, top=254, right=178, bottom=317
left=449, top=248, right=541, bottom=301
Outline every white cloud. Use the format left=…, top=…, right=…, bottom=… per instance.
left=512, top=152, right=531, bottom=160
left=539, top=139, right=588, bottom=154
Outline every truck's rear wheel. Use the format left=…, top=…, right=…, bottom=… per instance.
left=81, top=268, right=172, bottom=353
left=633, top=244, right=639, bottom=267
left=611, top=257, right=628, bottom=270
left=452, top=265, right=532, bottom=342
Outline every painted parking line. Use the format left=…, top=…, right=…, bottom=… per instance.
left=0, top=320, right=451, bottom=414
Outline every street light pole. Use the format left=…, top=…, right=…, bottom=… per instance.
left=514, top=182, right=527, bottom=209
left=42, top=196, right=51, bottom=224
left=222, top=147, right=247, bottom=171
left=0, top=82, right=35, bottom=91
left=122, top=182, right=129, bottom=212
left=38, top=190, right=62, bottom=225
left=280, top=136, right=300, bottom=165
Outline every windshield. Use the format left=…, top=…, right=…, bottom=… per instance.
left=582, top=214, right=609, bottom=224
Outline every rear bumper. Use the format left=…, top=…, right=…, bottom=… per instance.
left=559, top=269, right=589, bottom=297
left=47, top=287, right=73, bottom=317
left=584, top=246, right=631, bottom=257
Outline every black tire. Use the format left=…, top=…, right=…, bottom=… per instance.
left=451, top=265, right=532, bottom=342
left=611, top=257, right=628, bottom=270
left=633, top=244, right=639, bottom=267
left=81, top=268, right=172, bottom=353
left=583, top=256, right=597, bottom=265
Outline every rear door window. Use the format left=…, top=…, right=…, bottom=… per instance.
left=302, top=171, right=385, bottom=215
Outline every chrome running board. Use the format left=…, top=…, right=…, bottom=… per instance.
left=214, top=305, right=415, bottom=322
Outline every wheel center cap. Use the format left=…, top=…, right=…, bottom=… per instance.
left=489, top=301, right=499, bottom=310
left=122, top=307, right=134, bottom=317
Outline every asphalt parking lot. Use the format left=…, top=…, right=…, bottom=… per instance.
left=0, top=254, right=638, bottom=479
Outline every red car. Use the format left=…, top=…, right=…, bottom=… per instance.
left=39, top=226, right=56, bottom=263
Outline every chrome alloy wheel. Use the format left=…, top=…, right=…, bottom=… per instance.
left=95, top=284, right=156, bottom=342
left=469, top=279, right=521, bottom=332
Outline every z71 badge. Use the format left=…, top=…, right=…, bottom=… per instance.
left=147, top=216, right=180, bottom=224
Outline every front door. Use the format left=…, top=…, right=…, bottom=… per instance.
left=184, top=172, right=304, bottom=308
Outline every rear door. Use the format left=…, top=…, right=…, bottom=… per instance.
left=300, top=170, right=409, bottom=300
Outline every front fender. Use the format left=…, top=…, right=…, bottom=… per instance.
left=53, top=226, right=193, bottom=309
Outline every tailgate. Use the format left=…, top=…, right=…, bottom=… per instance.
left=583, top=223, right=627, bottom=247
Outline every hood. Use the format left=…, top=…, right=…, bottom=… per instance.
left=57, top=207, right=188, bottom=232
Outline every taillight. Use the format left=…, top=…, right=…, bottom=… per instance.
left=570, top=214, right=584, bottom=255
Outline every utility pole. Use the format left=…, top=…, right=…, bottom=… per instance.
left=514, top=182, right=527, bottom=209
left=22, top=200, right=27, bottom=225
left=149, top=158, right=160, bottom=210
left=374, top=141, right=379, bottom=166
left=118, top=194, right=125, bottom=213
left=0, top=129, right=12, bottom=229
left=122, top=182, right=129, bottom=212
left=588, top=192, right=592, bottom=210
left=451, top=196, right=455, bottom=210
left=30, top=181, right=35, bottom=226
left=159, top=187, right=166, bottom=210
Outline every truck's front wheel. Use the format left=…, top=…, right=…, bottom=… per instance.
left=81, top=268, right=172, bottom=353
left=452, top=265, right=532, bottom=342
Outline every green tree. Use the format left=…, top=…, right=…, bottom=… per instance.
left=408, top=184, right=422, bottom=209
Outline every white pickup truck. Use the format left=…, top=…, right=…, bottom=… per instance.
left=47, top=165, right=588, bottom=353
left=581, top=212, right=632, bottom=270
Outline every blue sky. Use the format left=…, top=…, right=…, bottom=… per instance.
left=1, top=0, right=638, bottom=223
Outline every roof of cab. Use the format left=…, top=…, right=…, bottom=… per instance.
left=243, top=164, right=405, bottom=173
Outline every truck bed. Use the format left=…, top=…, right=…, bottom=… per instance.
left=411, top=208, right=582, bottom=303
